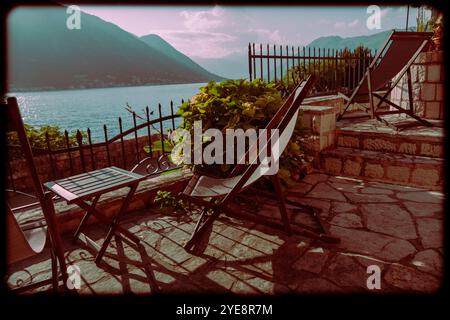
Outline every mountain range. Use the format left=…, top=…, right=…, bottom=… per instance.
left=7, top=7, right=223, bottom=92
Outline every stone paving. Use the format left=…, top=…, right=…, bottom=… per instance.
left=7, top=173, right=444, bottom=294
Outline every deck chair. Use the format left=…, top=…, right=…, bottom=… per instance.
left=4, top=96, right=69, bottom=292
left=178, top=75, right=339, bottom=251
left=337, top=31, right=433, bottom=127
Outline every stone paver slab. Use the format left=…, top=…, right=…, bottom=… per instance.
left=361, top=203, right=417, bottom=239
left=330, top=226, right=416, bottom=262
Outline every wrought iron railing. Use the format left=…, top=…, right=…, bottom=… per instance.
left=248, top=43, right=377, bottom=97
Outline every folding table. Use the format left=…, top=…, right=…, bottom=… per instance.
left=44, top=166, right=146, bottom=264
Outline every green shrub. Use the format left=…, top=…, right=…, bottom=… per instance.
left=7, top=124, right=86, bottom=158
left=177, top=79, right=307, bottom=185
left=153, top=190, right=184, bottom=210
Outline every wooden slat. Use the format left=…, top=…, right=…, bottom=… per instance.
left=44, top=166, right=145, bottom=203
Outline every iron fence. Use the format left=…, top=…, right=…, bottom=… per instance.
left=248, top=43, right=377, bottom=96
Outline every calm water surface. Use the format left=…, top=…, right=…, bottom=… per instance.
left=9, top=83, right=205, bottom=141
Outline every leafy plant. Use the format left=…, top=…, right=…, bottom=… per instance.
left=280, top=45, right=373, bottom=95
left=153, top=190, right=184, bottom=210
left=7, top=124, right=86, bottom=158
left=143, top=137, right=174, bottom=154
left=177, top=78, right=307, bottom=185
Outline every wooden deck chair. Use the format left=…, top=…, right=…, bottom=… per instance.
left=178, top=75, right=339, bottom=251
left=4, top=97, right=69, bottom=292
left=337, top=31, right=433, bottom=127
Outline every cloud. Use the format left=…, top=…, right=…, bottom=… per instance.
left=334, top=19, right=360, bottom=29
left=180, top=6, right=225, bottom=31
left=247, top=28, right=285, bottom=44
left=348, top=19, right=359, bottom=27
left=154, top=29, right=240, bottom=58
left=334, top=21, right=346, bottom=28
left=380, top=8, right=390, bottom=18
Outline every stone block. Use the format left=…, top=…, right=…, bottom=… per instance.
left=324, top=157, right=342, bottom=174
left=364, top=163, right=384, bottom=179
left=435, top=84, right=444, bottom=101
left=386, top=166, right=410, bottom=183
left=343, top=159, right=361, bottom=176
left=363, top=138, right=396, bottom=152
left=427, top=65, right=441, bottom=82
left=337, top=135, right=359, bottom=148
left=420, top=83, right=436, bottom=101
left=398, top=143, right=417, bottom=155
left=416, top=64, right=427, bottom=82
left=425, top=102, right=441, bottom=119
left=431, top=51, right=443, bottom=63
left=420, top=143, right=443, bottom=158
left=411, top=168, right=440, bottom=187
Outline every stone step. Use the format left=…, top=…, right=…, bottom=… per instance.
left=319, top=147, right=443, bottom=190
left=336, top=121, right=444, bottom=158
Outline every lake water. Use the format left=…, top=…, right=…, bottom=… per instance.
left=9, top=83, right=206, bottom=141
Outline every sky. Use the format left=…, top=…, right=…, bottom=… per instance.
left=81, top=5, right=421, bottom=60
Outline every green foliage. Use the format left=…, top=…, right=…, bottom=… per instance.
left=279, top=45, right=373, bottom=94
left=177, top=78, right=307, bottom=185
left=7, top=124, right=85, bottom=155
left=153, top=190, right=184, bottom=210
left=143, top=138, right=174, bottom=154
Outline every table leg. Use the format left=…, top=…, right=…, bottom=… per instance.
left=95, top=184, right=139, bottom=264
left=73, top=195, right=100, bottom=243
left=74, top=199, right=141, bottom=245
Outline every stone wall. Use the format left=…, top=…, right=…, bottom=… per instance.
left=390, top=51, right=444, bottom=119
left=8, top=135, right=161, bottom=192
left=300, top=105, right=336, bottom=154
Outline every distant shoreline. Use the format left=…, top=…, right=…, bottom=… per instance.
left=7, top=80, right=214, bottom=95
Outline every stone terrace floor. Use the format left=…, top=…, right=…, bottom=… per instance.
left=7, top=172, right=444, bottom=294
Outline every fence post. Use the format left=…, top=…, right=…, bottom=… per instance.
left=87, top=128, right=96, bottom=170
left=145, top=106, right=153, bottom=157
left=248, top=43, right=253, bottom=81
left=76, top=130, right=86, bottom=172
left=267, top=44, right=270, bottom=82
left=45, top=132, right=57, bottom=179
left=64, top=130, right=74, bottom=175
left=158, top=103, right=165, bottom=154
left=103, top=124, right=111, bottom=167
left=119, top=117, right=126, bottom=168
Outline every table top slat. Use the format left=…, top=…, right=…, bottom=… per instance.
left=44, top=166, right=145, bottom=203
left=65, top=175, right=135, bottom=196
left=58, top=171, right=128, bottom=192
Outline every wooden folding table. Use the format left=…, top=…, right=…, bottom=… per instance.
left=44, top=166, right=146, bottom=264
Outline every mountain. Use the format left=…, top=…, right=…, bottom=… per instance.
left=140, top=34, right=223, bottom=81
left=306, top=27, right=417, bottom=52
left=306, top=30, right=392, bottom=52
left=7, top=7, right=223, bottom=92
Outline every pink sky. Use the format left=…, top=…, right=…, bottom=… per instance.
left=81, top=5, right=418, bottom=59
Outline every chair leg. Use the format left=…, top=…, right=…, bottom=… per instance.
left=270, top=174, right=292, bottom=235
left=184, top=208, right=221, bottom=251
left=50, top=243, right=58, bottom=293
left=44, top=193, right=69, bottom=288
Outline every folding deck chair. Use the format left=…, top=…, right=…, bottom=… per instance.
left=4, top=97, right=69, bottom=292
left=337, top=31, right=434, bottom=127
left=178, top=75, right=340, bottom=251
